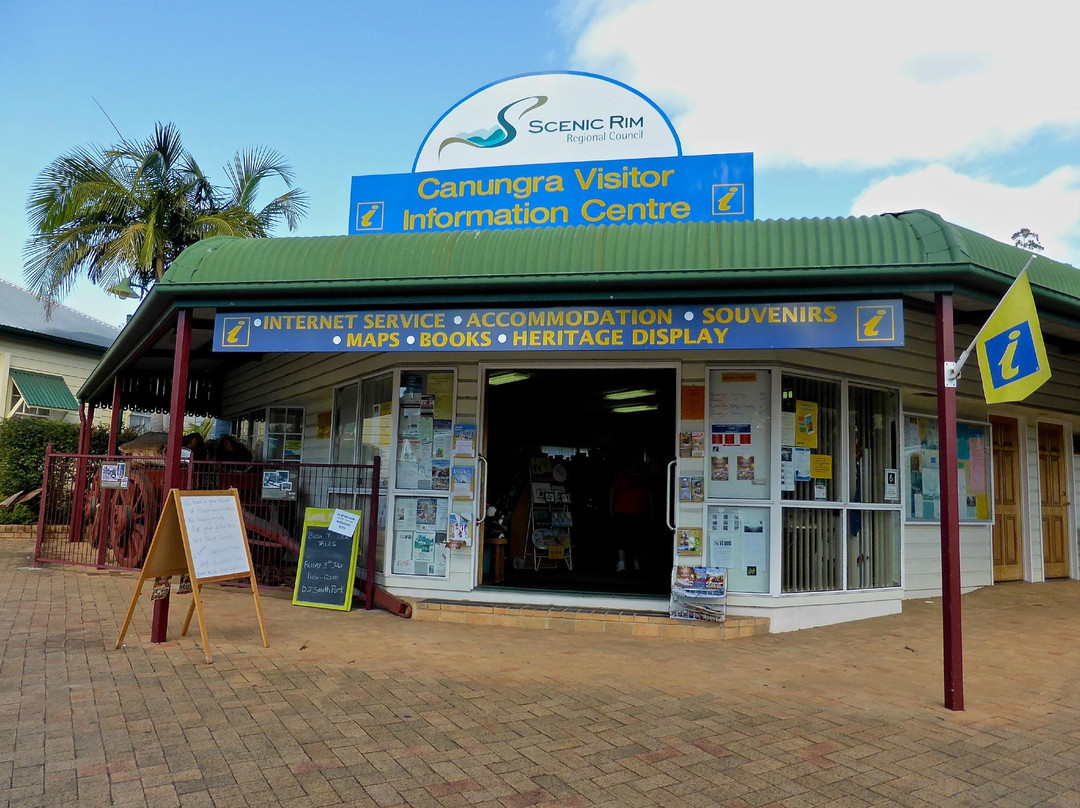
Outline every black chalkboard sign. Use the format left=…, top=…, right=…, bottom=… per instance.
left=292, top=508, right=363, bottom=610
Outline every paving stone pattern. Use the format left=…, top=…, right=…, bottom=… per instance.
left=3, top=536, right=1080, bottom=807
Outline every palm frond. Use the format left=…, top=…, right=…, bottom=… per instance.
left=24, top=121, right=307, bottom=309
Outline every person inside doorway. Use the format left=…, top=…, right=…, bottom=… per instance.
left=609, top=450, right=653, bottom=572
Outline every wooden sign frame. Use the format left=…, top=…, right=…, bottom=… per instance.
left=115, top=489, right=269, bottom=662
left=292, top=507, right=363, bottom=611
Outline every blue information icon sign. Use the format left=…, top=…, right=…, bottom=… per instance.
left=855, top=304, right=896, bottom=342
left=983, top=321, right=1041, bottom=388
left=220, top=316, right=251, bottom=348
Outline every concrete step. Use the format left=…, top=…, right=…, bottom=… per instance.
left=411, top=599, right=769, bottom=639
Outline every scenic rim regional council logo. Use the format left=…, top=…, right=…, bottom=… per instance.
left=438, top=95, right=547, bottom=157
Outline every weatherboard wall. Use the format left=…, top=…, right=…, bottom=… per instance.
left=0, top=335, right=111, bottom=423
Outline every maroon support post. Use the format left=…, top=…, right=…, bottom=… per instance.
left=97, top=379, right=124, bottom=567
left=82, top=402, right=95, bottom=453
left=69, top=403, right=91, bottom=542
left=107, top=378, right=123, bottom=454
left=364, top=455, right=382, bottom=610
left=935, top=292, right=965, bottom=711
left=35, top=443, right=53, bottom=565
left=151, top=310, right=192, bottom=644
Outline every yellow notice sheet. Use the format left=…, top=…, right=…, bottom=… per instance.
left=809, top=454, right=832, bottom=479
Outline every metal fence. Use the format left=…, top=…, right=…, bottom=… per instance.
left=35, top=451, right=167, bottom=570
left=35, top=447, right=382, bottom=602
left=185, top=458, right=381, bottom=595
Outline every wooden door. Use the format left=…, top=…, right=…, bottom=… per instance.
left=1038, top=423, right=1071, bottom=579
left=991, top=417, right=1023, bottom=581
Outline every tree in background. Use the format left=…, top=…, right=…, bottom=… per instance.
left=1011, top=228, right=1044, bottom=252
left=24, top=122, right=308, bottom=310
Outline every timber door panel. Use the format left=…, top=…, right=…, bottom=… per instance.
left=1038, top=423, right=1070, bottom=579
left=991, top=417, right=1023, bottom=581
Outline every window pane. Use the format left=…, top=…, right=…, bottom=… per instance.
left=360, top=374, right=393, bottom=471
left=250, top=414, right=266, bottom=459
left=847, top=510, right=900, bottom=589
left=707, top=370, right=771, bottom=500
left=264, top=407, right=303, bottom=462
left=332, top=384, right=360, bottom=465
left=903, top=416, right=993, bottom=522
left=781, top=507, right=842, bottom=592
left=781, top=375, right=839, bottom=502
left=848, top=386, right=899, bottom=505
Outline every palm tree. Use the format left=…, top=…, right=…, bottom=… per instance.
left=24, top=122, right=308, bottom=309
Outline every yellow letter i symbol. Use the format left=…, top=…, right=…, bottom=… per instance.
left=998, top=329, right=1022, bottom=380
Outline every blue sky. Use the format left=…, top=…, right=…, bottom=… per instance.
left=2, top=0, right=1077, bottom=328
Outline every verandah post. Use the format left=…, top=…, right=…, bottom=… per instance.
left=935, top=291, right=965, bottom=711
left=151, top=309, right=192, bottom=644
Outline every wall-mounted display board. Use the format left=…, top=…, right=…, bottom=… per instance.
left=292, top=508, right=363, bottom=611
left=396, top=370, right=455, bottom=490
left=115, top=489, right=269, bottom=663
left=903, top=415, right=992, bottom=523
left=706, top=505, right=770, bottom=593
left=707, top=370, right=772, bottom=499
left=392, top=496, right=450, bottom=576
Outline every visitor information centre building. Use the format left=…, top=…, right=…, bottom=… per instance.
left=77, top=73, right=1080, bottom=632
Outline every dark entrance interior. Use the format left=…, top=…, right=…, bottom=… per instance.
left=482, top=368, right=675, bottom=596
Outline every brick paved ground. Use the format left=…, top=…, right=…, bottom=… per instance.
left=3, top=535, right=1080, bottom=808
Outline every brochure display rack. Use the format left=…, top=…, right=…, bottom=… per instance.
left=525, top=459, right=573, bottom=570
left=669, top=566, right=726, bottom=622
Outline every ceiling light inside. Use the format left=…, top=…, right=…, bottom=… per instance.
left=604, top=388, right=656, bottom=401
left=612, top=403, right=658, bottom=413
left=488, top=372, right=531, bottom=386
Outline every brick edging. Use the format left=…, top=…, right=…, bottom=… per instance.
left=0, top=525, right=37, bottom=542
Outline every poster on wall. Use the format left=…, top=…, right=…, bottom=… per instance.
left=453, top=424, right=476, bottom=457
left=779, top=447, right=795, bottom=491
left=795, top=400, right=818, bottom=448
left=677, top=527, right=703, bottom=556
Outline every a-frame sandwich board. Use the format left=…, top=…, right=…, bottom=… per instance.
left=115, top=489, right=269, bottom=663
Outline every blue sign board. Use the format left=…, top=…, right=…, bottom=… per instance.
left=214, top=301, right=903, bottom=354
left=348, top=153, right=753, bottom=235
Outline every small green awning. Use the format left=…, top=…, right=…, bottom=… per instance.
left=10, top=370, right=79, bottom=411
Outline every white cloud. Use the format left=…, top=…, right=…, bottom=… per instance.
left=568, top=0, right=1080, bottom=168
left=851, top=165, right=1080, bottom=267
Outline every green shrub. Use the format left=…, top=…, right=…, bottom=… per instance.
left=0, top=418, right=142, bottom=497
left=0, top=502, right=36, bottom=525
left=0, top=419, right=79, bottom=496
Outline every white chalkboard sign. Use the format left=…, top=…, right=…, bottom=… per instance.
left=177, top=494, right=252, bottom=579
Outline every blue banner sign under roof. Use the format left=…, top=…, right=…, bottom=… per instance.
left=413, top=71, right=681, bottom=171
left=349, top=153, right=753, bottom=235
left=214, top=302, right=904, bottom=354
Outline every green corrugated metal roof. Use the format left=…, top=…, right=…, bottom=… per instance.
left=10, top=369, right=79, bottom=410
left=162, top=210, right=1077, bottom=298
left=80, top=209, right=1080, bottom=406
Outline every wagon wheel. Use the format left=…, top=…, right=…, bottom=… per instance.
left=110, top=470, right=158, bottom=568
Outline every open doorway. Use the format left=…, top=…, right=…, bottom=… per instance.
left=481, top=367, right=676, bottom=596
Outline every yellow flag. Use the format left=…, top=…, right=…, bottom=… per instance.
left=974, top=270, right=1051, bottom=404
